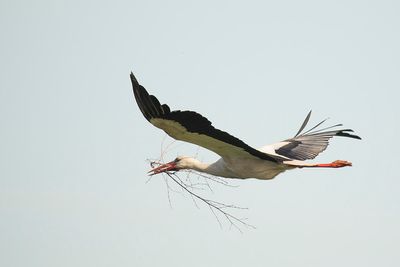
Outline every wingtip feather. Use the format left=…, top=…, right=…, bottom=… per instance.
left=130, top=71, right=139, bottom=86
left=336, top=130, right=362, bottom=140
left=294, top=110, right=312, bottom=137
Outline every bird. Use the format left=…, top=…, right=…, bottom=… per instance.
left=131, top=72, right=361, bottom=180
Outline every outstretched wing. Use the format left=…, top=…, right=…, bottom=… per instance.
left=271, top=111, right=361, bottom=160
left=131, top=72, right=283, bottom=162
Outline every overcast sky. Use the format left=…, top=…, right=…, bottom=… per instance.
left=1, top=0, right=399, bottom=266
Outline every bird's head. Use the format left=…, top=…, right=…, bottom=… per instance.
left=148, top=156, right=198, bottom=176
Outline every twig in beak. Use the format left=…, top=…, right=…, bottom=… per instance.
left=148, top=161, right=177, bottom=176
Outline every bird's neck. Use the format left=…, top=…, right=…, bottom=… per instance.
left=189, top=158, right=231, bottom=178
left=187, top=160, right=211, bottom=173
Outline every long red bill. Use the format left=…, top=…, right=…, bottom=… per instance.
left=148, top=161, right=177, bottom=176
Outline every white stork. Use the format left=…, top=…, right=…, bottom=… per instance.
left=131, top=72, right=361, bottom=180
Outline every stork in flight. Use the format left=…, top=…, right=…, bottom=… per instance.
left=131, top=72, right=361, bottom=180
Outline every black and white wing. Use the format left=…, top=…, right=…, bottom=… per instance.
left=261, top=111, right=361, bottom=161
left=131, top=72, right=284, bottom=162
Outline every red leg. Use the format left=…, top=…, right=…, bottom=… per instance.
left=311, top=160, right=352, bottom=168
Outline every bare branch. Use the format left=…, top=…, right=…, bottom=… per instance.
left=145, top=136, right=255, bottom=231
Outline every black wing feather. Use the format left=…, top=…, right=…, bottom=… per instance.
left=130, top=72, right=281, bottom=162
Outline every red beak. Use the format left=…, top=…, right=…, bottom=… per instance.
left=148, top=161, right=177, bottom=176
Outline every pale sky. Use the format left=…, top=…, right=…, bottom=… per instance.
left=1, top=0, right=399, bottom=266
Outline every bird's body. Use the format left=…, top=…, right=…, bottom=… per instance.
left=131, top=72, right=360, bottom=180
left=215, top=157, right=293, bottom=179
left=173, top=156, right=292, bottom=180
